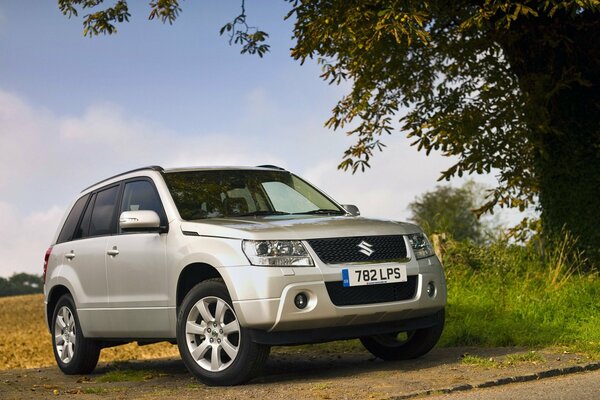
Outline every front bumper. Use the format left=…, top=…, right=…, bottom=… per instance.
left=220, top=255, right=446, bottom=333
left=249, top=308, right=445, bottom=345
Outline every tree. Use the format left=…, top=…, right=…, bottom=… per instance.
left=57, top=0, right=600, bottom=264
left=408, top=182, right=488, bottom=243
left=0, top=273, right=43, bottom=297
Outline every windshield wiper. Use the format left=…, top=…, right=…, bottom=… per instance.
left=294, top=209, right=345, bottom=215
left=237, top=210, right=291, bottom=217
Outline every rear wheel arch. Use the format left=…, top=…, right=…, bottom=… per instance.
left=47, top=285, right=72, bottom=331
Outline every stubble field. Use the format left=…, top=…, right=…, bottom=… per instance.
left=0, top=294, right=179, bottom=370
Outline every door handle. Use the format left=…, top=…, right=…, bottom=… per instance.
left=65, top=251, right=75, bottom=260
left=107, top=246, right=119, bottom=256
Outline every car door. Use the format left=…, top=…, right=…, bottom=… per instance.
left=63, top=185, right=120, bottom=337
left=105, top=178, right=170, bottom=338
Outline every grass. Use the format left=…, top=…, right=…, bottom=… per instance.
left=439, top=238, right=600, bottom=358
left=83, top=387, right=109, bottom=394
left=459, top=355, right=499, bottom=368
left=459, top=351, right=546, bottom=368
left=312, top=382, right=331, bottom=390
left=505, top=351, right=545, bottom=364
left=97, top=368, right=159, bottom=383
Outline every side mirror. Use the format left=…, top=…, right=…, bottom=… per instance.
left=119, top=210, right=161, bottom=231
left=342, top=204, right=360, bottom=216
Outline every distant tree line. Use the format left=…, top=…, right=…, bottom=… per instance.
left=0, top=273, right=43, bottom=297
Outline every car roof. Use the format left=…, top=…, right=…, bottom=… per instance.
left=81, top=165, right=286, bottom=192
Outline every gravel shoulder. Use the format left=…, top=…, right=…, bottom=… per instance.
left=1, top=347, right=597, bottom=399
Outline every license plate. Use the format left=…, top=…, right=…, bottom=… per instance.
left=342, top=265, right=407, bottom=287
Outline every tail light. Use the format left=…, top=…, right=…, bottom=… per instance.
left=43, top=247, right=53, bottom=284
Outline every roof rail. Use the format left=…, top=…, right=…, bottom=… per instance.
left=256, top=164, right=286, bottom=171
left=81, top=165, right=164, bottom=192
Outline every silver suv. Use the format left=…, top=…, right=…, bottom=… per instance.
left=44, top=165, right=446, bottom=385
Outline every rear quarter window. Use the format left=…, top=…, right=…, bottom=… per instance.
left=56, top=194, right=90, bottom=244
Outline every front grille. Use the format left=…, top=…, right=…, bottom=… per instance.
left=307, top=235, right=407, bottom=264
left=325, top=276, right=418, bottom=306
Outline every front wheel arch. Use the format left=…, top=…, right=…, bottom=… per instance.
left=176, top=263, right=223, bottom=312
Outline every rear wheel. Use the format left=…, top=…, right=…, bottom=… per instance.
left=51, top=294, right=100, bottom=374
left=360, top=309, right=445, bottom=360
left=176, top=280, right=270, bottom=386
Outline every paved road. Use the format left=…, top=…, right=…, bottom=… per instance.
left=429, top=369, right=600, bottom=400
left=1, top=348, right=597, bottom=399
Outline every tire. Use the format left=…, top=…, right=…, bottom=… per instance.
left=360, top=309, right=445, bottom=361
left=51, top=294, right=101, bottom=374
left=176, top=279, right=270, bottom=386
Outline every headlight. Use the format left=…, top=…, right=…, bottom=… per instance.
left=407, top=233, right=435, bottom=259
left=242, top=240, right=314, bottom=266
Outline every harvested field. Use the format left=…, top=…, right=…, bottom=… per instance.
left=0, top=294, right=178, bottom=370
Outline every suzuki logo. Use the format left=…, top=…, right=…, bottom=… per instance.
left=357, top=241, right=375, bottom=256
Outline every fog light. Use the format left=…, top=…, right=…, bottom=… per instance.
left=427, top=282, right=436, bottom=297
left=294, top=293, right=308, bottom=309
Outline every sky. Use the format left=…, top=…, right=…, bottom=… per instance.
left=0, top=1, right=510, bottom=277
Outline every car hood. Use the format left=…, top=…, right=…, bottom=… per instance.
left=179, top=215, right=421, bottom=240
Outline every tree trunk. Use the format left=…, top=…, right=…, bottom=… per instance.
left=498, top=12, right=600, bottom=266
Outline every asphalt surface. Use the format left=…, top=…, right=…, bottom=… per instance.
left=428, top=369, right=600, bottom=400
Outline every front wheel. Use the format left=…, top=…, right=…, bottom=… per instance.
left=51, top=294, right=100, bottom=374
left=176, top=279, right=270, bottom=386
left=360, top=309, right=445, bottom=361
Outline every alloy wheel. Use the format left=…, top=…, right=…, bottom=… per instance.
left=185, top=296, right=241, bottom=372
left=54, top=306, right=77, bottom=363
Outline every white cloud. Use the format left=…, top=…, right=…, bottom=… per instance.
left=0, top=89, right=288, bottom=276
left=301, top=135, right=459, bottom=221
left=0, top=89, right=285, bottom=205
left=0, top=202, right=64, bottom=276
left=0, top=87, right=517, bottom=276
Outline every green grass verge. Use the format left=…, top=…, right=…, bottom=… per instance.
left=439, top=240, right=600, bottom=358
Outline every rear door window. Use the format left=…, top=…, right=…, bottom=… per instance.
left=88, top=185, right=120, bottom=237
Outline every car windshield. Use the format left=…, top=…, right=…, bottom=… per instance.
left=162, top=169, right=345, bottom=220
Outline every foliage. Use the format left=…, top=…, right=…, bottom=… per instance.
left=58, top=0, right=270, bottom=56
left=219, top=0, right=270, bottom=57
left=408, top=181, right=490, bottom=243
left=288, top=1, right=598, bottom=202
left=286, top=1, right=600, bottom=265
left=0, top=273, right=43, bottom=297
